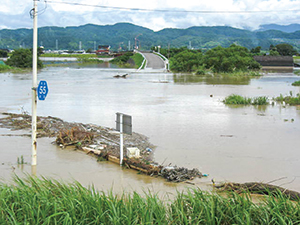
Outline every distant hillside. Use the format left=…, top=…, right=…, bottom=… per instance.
left=0, top=23, right=300, bottom=51
left=257, top=24, right=300, bottom=33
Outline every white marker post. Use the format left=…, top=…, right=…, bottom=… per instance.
left=31, top=0, right=38, bottom=167
left=116, top=113, right=132, bottom=165
left=119, top=113, right=123, bottom=165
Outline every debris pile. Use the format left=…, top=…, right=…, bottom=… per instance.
left=123, top=158, right=161, bottom=175
left=1, top=112, right=205, bottom=183
left=160, top=167, right=203, bottom=182
left=56, top=127, right=94, bottom=147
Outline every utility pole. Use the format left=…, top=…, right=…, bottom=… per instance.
left=32, top=0, right=38, bottom=167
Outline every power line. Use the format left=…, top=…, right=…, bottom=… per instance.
left=46, top=1, right=300, bottom=14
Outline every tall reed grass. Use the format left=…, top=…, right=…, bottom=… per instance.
left=1, top=176, right=299, bottom=224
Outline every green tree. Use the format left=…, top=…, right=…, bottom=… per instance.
left=203, top=45, right=260, bottom=73
left=86, top=48, right=93, bottom=53
left=0, top=50, right=8, bottom=57
left=269, top=50, right=280, bottom=56
left=6, top=48, right=43, bottom=69
left=170, top=50, right=202, bottom=72
left=250, top=46, right=261, bottom=54
left=275, top=43, right=298, bottom=56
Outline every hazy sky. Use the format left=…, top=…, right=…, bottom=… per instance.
left=1, top=0, right=300, bottom=30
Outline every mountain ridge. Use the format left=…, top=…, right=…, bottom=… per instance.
left=0, top=23, right=299, bottom=51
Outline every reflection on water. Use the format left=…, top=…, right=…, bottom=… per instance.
left=1, top=66, right=300, bottom=193
left=262, top=67, right=294, bottom=73
left=43, top=61, right=119, bottom=69
left=173, top=74, right=253, bottom=85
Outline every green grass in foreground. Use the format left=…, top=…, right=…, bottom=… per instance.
left=224, top=94, right=269, bottom=105
left=1, top=176, right=300, bottom=224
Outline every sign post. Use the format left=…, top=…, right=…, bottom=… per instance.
left=120, top=114, right=123, bottom=165
left=37, top=80, right=49, bottom=101
left=31, top=0, right=38, bottom=167
left=116, top=113, right=132, bottom=165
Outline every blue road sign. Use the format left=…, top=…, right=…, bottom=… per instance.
left=37, top=80, right=48, bottom=101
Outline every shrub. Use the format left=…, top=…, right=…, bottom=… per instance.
left=6, top=48, right=43, bottom=69
left=292, top=80, right=300, bottom=86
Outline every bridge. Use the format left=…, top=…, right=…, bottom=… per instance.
left=136, top=51, right=169, bottom=73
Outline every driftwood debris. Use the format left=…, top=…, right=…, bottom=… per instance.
left=113, top=74, right=128, bottom=78
left=215, top=182, right=300, bottom=201
left=123, top=158, right=161, bottom=175
left=56, top=127, right=94, bottom=147
left=159, top=167, right=203, bottom=183
left=1, top=112, right=204, bottom=184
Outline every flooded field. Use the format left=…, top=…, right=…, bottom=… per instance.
left=1, top=66, right=300, bottom=193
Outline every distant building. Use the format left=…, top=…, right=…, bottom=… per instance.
left=96, top=45, right=110, bottom=55
left=253, top=56, right=294, bottom=67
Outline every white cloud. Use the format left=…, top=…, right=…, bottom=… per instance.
left=1, top=0, right=300, bottom=30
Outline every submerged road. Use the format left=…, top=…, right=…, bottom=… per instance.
left=142, top=52, right=165, bottom=70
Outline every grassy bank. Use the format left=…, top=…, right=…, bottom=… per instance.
left=1, top=176, right=300, bottom=224
left=0, top=64, right=31, bottom=73
left=224, top=94, right=269, bottom=105
left=131, top=52, right=144, bottom=69
left=110, top=52, right=144, bottom=68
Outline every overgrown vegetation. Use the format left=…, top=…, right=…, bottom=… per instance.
left=275, top=93, right=300, bottom=105
left=109, top=52, right=144, bottom=68
left=5, top=48, right=43, bottom=69
left=170, top=44, right=261, bottom=74
left=0, top=64, right=12, bottom=72
left=292, top=80, right=300, bottom=86
left=224, top=94, right=269, bottom=105
left=0, top=50, right=8, bottom=57
left=110, top=52, right=133, bottom=65
left=1, top=176, right=300, bottom=224
left=131, top=52, right=144, bottom=69
left=0, top=63, right=31, bottom=73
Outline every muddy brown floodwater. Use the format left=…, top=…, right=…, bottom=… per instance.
left=1, top=66, right=300, bottom=195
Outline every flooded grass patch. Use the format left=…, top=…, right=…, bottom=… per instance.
left=223, top=94, right=269, bottom=105
left=292, top=80, right=300, bottom=86
left=275, top=93, right=300, bottom=105
left=0, top=64, right=31, bottom=73
left=1, top=176, right=300, bottom=224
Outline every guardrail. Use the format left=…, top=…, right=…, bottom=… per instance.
left=153, top=51, right=169, bottom=71
left=135, top=50, right=147, bottom=71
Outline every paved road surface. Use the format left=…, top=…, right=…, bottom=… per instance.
left=142, top=52, right=165, bottom=69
